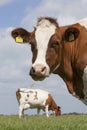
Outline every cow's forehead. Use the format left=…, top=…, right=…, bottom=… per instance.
left=35, top=18, right=57, bottom=47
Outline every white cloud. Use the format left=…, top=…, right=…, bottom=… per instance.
left=0, top=0, right=13, bottom=6
left=0, top=27, right=32, bottom=86
left=21, top=0, right=87, bottom=29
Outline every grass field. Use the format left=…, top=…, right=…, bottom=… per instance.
left=0, top=114, right=87, bottom=130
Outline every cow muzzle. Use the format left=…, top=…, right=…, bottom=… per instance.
left=30, top=64, right=48, bottom=81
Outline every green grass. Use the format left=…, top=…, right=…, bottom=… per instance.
left=0, top=114, right=87, bottom=130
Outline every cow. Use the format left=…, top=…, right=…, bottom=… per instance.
left=16, top=88, right=61, bottom=118
left=11, top=17, right=87, bottom=105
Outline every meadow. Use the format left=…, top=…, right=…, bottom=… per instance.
left=0, top=114, right=87, bottom=130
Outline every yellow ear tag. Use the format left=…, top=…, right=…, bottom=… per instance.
left=15, top=36, right=23, bottom=43
left=69, top=33, right=74, bottom=42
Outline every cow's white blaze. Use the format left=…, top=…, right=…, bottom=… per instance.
left=32, top=19, right=56, bottom=75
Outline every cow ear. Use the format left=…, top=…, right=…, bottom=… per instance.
left=64, top=27, right=79, bottom=42
left=11, top=28, right=31, bottom=44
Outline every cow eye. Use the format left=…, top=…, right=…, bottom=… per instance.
left=51, top=41, right=59, bottom=48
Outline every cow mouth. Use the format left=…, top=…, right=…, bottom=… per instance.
left=30, top=74, right=47, bottom=81
left=29, top=71, right=49, bottom=81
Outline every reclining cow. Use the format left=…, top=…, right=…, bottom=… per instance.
left=12, top=17, right=87, bottom=105
left=16, top=88, right=61, bottom=118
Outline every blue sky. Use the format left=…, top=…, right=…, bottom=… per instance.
left=0, top=0, right=39, bottom=27
left=0, top=0, right=87, bottom=115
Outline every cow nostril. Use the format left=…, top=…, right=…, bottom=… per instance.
left=30, top=67, right=35, bottom=75
left=42, top=67, right=46, bottom=72
left=30, top=66, right=47, bottom=76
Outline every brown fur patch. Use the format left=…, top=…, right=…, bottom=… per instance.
left=25, top=99, right=28, bottom=101
left=37, top=17, right=59, bottom=27
left=27, top=94, right=29, bottom=97
left=16, top=89, right=21, bottom=103
left=45, top=94, right=61, bottom=116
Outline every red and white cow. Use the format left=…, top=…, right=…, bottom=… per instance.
left=12, top=17, right=87, bottom=105
left=16, top=88, right=61, bottom=118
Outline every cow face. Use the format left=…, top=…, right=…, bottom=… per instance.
left=55, top=106, right=61, bottom=116
left=11, top=17, right=79, bottom=81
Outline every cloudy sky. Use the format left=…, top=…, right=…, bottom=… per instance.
left=0, top=0, right=87, bottom=115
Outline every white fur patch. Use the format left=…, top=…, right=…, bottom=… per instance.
left=82, top=66, right=87, bottom=104
left=83, top=66, right=87, bottom=81
left=33, top=19, right=56, bottom=75
left=19, top=88, right=49, bottom=105
left=77, top=18, right=87, bottom=29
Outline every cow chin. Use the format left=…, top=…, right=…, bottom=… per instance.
left=30, top=75, right=47, bottom=81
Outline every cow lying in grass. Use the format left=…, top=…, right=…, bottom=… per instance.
left=16, top=88, right=61, bottom=118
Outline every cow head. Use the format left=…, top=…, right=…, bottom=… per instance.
left=11, top=17, right=79, bottom=81
left=57, top=106, right=61, bottom=115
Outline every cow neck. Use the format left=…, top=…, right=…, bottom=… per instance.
left=52, top=64, right=60, bottom=73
